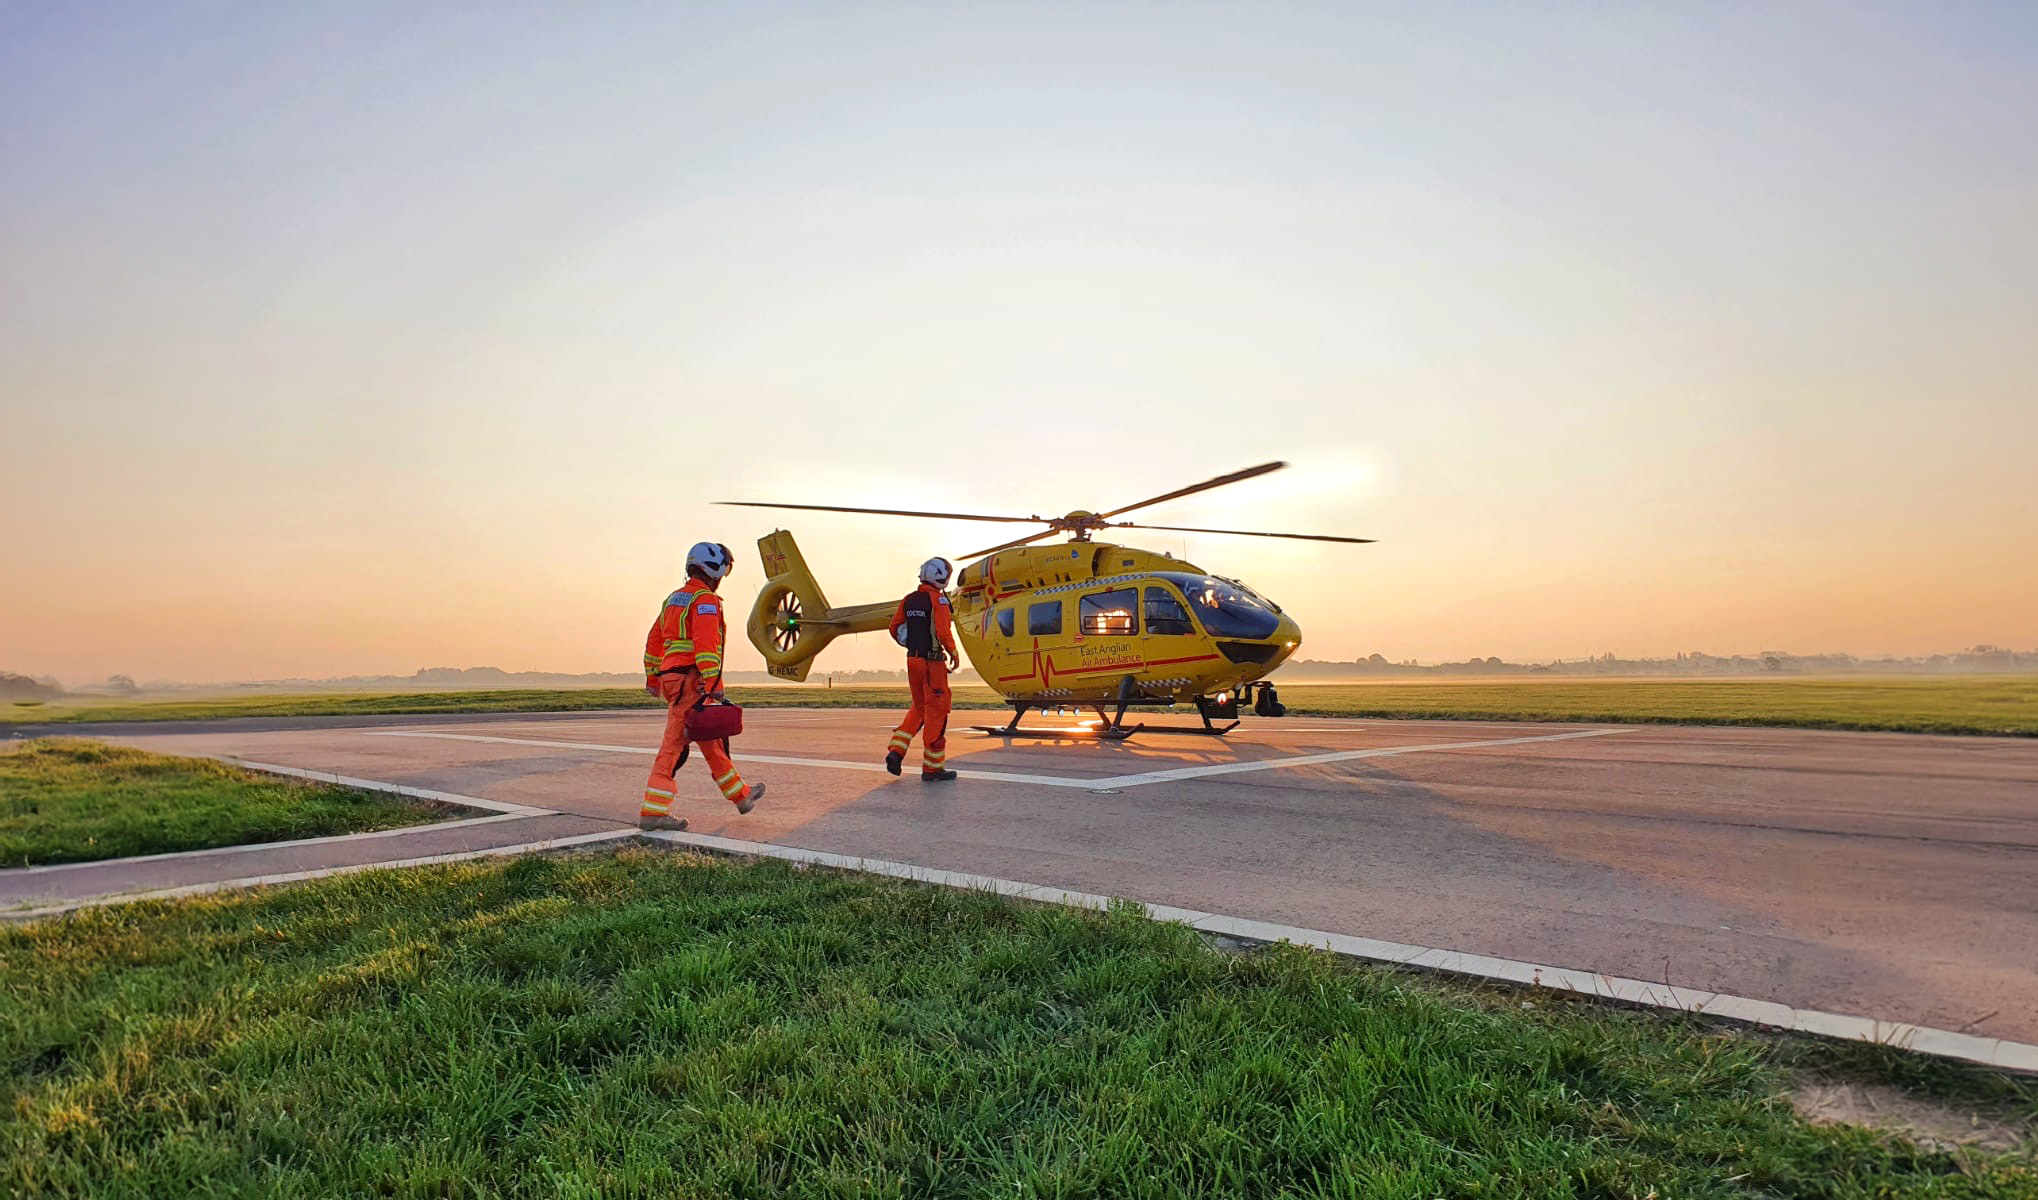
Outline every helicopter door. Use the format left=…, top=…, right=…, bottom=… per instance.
left=1075, top=585, right=1142, bottom=685
left=1143, top=585, right=1195, bottom=637
left=1140, top=584, right=1199, bottom=698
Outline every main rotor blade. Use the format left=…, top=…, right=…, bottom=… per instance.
left=1096, top=461, right=1288, bottom=520
left=717, top=501, right=1041, bottom=524
left=957, top=528, right=1064, bottom=560
left=1111, top=521, right=1374, bottom=544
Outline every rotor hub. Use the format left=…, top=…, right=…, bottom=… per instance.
left=1053, top=510, right=1104, bottom=541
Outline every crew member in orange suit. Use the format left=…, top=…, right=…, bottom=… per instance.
left=640, top=542, right=764, bottom=830
left=884, top=557, right=960, bottom=781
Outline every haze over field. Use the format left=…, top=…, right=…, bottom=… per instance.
left=5, top=4, right=2035, bottom=683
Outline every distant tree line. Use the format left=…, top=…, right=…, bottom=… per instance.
left=1279, top=646, right=2038, bottom=678
left=0, top=672, right=64, bottom=702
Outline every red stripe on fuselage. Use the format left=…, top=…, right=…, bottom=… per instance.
left=999, top=650, right=1223, bottom=684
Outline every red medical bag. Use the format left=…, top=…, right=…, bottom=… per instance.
left=686, top=700, right=744, bottom=743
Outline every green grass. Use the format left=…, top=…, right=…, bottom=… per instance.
left=0, top=686, right=955, bottom=726
left=7, top=676, right=2036, bottom=736
left=1265, top=677, right=2038, bottom=737
left=0, top=740, right=443, bottom=868
left=1, top=850, right=2030, bottom=1198
left=0, top=688, right=675, bottom=725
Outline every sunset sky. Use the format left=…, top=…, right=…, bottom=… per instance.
left=5, top=3, right=2035, bottom=685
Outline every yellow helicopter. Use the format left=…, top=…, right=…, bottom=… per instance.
left=721, top=462, right=1370, bottom=739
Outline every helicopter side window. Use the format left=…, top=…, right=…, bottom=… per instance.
left=1079, top=588, right=1138, bottom=637
left=1027, top=600, right=1063, bottom=636
left=995, top=607, right=1014, bottom=638
left=1144, top=587, right=1194, bottom=635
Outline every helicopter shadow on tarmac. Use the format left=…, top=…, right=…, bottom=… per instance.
left=961, top=723, right=1259, bottom=774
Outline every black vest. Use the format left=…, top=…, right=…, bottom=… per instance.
left=899, top=587, right=941, bottom=659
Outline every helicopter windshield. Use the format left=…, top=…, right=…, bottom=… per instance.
left=1155, top=573, right=1281, bottom=639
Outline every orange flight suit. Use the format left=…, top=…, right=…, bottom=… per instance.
left=885, top=582, right=958, bottom=776
left=642, top=579, right=748, bottom=818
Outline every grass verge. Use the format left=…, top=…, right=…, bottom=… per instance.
left=1265, top=677, right=2038, bottom=737
left=2, top=849, right=2031, bottom=1197
left=1, top=688, right=674, bottom=725
left=0, top=740, right=443, bottom=868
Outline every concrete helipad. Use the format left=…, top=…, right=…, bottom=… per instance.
left=8, top=708, right=2037, bottom=1049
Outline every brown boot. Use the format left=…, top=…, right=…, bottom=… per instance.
left=734, top=783, right=765, bottom=815
left=638, top=814, right=689, bottom=832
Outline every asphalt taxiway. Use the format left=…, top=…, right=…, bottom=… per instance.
left=14, top=706, right=2032, bottom=1047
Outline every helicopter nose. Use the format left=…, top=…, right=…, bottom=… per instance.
left=1271, top=613, right=1302, bottom=662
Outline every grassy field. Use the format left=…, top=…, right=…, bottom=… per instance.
left=6, top=676, right=2037, bottom=736
left=0, top=688, right=675, bottom=725
left=1, top=849, right=2029, bottom=1198
left=0, top=740, right=443, bottom=868
left=1267, top=677, right=2038, bottom=736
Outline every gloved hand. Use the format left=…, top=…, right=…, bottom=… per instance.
left=945, top=650, right=961, bottom=671
left=645, top=678, right=660, bottom=697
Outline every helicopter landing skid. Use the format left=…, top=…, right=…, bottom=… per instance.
left=968, top=721, right=1139, bottom=741
left=971, top=705, right=1136, bottom=740
left=971, top=698, right=1238, bottom=742
left=1119, top=719, right=1239, bottom=737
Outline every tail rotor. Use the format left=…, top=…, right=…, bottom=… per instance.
left=768, top=590, right=804, bottom=654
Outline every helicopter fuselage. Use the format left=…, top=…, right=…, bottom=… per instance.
left=950, top=541, right=1301, bottom=706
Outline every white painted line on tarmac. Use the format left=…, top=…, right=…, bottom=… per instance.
left=365, top=730, right=671, bottom=754
left=736, top=755, right=1100, bottom=788
left=362, top=727, right=1632, bottom=790
left=361, top=731, right=1108, bottom=789
left=221, top=759, right=555, bottom=816
left=5, top=811, right=543, bottom=875
left=1245, top=722, right=1562, bottom=735
left=1265, top=719, right=1615, bottom=735
left=1094, top=728, right=1632, bottom=787
left=642, top=829, right=2038, bottom=1074
left=507, top=713, right=849, bottom=725
left=1, top=829, right=640, bottom=921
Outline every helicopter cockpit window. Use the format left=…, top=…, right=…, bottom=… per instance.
left=1157, top=572, right=1282, bottom=640
left=1079, top=588, right=1138, bottom=637
left=1144, top=587, right=1194, bottom=635
left=995, top=607, right=1014, bottom=638
left=1027, top=600, right=1063, bottom=636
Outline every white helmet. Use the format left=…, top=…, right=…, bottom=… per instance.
left=687, top=541, right=734, bottom=583
left=919, top=556, right=953, bottom=587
